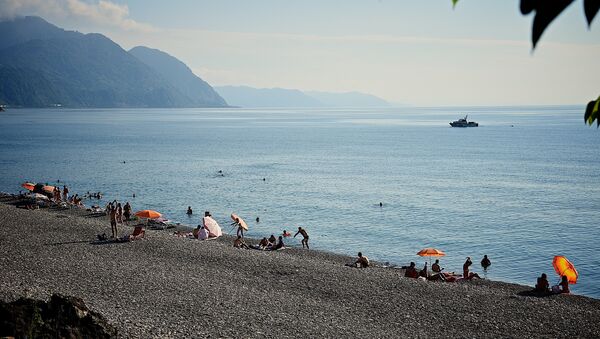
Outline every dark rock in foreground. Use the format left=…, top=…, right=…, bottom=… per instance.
left=0, top=294, right=117, bottom=338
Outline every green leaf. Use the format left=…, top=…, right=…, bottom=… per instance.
left=452, top=0, right=459, bottom=9
left=585, top=96, right=600, bottom=127
left=520, top=0, right=575, bottom=49
left=584, top=0, right=600, bottom=26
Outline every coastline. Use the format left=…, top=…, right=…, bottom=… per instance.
left=1, top=193, right=599, bottom=338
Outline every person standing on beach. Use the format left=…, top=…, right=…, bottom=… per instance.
left=63, top=185, right=69, bottom=202
left=116, top=203, right=123, bottom=225
left=294, top=227, right=309, bottom=249
left=109, top=206, right=118, bottom=238
left=232, top=217, right=244, bottom=238
left=463, top=257, right=473, bottom=278
left=123, top=202, right=131, bottom=225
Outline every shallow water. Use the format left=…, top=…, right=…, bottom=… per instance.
left=1, top=106, right=599, bottom=298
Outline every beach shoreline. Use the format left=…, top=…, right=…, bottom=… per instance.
left=1, top=192, right=599, bottom=338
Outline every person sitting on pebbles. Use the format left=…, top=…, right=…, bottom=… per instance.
left=432, top=259, right=443, bottom=273
left=535, top=273, right=550, bottom=294
left=198, top=226, right=209, bottom=240
left=233, top=235, right=249, bottom=249
left=270, top=236, right=285, bottom=251
left=404, top=262, right=419, bottom=278
left=354, top=252, right=370, bottom=268
left=257, top=237, right=269, bottom=250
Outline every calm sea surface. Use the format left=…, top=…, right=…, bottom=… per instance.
left=1, top=106, right=599, bottom=298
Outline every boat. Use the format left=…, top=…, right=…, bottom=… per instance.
left=450, top=115, right=478, bottom=127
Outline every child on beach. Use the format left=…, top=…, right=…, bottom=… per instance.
left=294, top=227, right=309, bottom=249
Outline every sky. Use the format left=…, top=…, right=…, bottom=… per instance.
left=1, top=0, right=599, bottom=106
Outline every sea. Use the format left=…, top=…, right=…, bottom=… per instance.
left=1, top=106, right=599, bottom=298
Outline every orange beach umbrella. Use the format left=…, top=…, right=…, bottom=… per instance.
left=42, top=185, right=56, bottom=194
left=230, top=213, right=248, bottom=230
left=417, top=248, right=446, bottom=257
left=553, top=255, right=578, bottom=284
left=417, top=248, right=446, bottom=265
left=135, top=210, right=162, bottom=219
left=21, top=182, right=36, bottom=191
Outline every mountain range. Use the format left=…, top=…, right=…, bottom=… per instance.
left=215, top=86, right=391, bottom=108
left=0, top=16, right=226, bottom=108
left=0, top=16, right=392, bottom=109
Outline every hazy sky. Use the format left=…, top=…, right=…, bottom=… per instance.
left=2, top=0, right=599, bottom=105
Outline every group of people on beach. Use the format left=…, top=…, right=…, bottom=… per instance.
left=349, top=252, right=492, bottom=283
left=50, top=185, right=83, bottom=206
left=534, top=273, right=570, bottom=295
left=106, top=200, right=132, bottom=238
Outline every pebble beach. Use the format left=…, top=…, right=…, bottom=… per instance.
left=1, top=193, right=599, bottom=338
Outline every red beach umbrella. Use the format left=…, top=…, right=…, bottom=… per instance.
left=553, top=256, right=578, bottom=284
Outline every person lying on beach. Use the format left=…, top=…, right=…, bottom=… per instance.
left=463, top=272, right=481, bottom=280
left=354, top=252, right=370, bottom=268
left=432, top=259, right=443, bottom=273
left=535, top=273, right=550, bottom=294
left=233, top=236, right=249, bottom=249
left=294, top=227, right=309, bottom=249
left=404, top=262, right=419, bottom=278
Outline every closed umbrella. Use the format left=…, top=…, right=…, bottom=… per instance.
left=553, top=255, right=578, bottom=284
